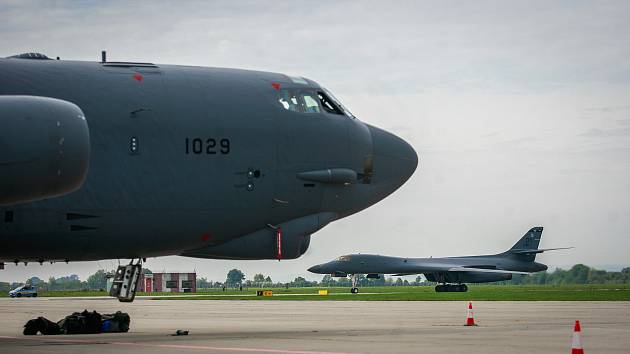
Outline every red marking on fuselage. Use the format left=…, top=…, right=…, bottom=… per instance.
left=201, top=233, right=210, bottom=241
left=276, top=227, right=283, bottom=260
left=133, top=73, right=143, bottom=82
left=271, top=82, right=281, bottom=90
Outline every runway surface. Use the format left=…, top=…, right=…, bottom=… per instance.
left=0, top=298, right=628, bottom=353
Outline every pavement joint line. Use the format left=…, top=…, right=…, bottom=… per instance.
left=0, top=335, right=359, bottom=354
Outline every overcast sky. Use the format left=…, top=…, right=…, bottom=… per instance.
left=1, top=1, right=629, bottom=283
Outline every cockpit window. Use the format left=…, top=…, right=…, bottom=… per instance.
left=317, top=91, right=343, bottom=115
left=275, top=87, right=353, bottom=118
left=336, top=255, right=351, bottom=262
left=277, top=90, right=300, bottom=112
left=277, top=89, right=322, bottom=114
left=322, top=87, right=355, bottom=118
left=302, top=92, right=321, bottom=113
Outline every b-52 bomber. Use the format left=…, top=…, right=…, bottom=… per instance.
left=309, top=227, right=571, bottom=293
left=0, top=52, right=417, bottom=301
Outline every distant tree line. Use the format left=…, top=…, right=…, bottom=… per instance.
left=2, top=264, right=629, bottom=293
left=170, top=264, right=630, bottom=289
left=0, top=269, right=112, bottom=292
left=507, top=264, right=630, bottom=285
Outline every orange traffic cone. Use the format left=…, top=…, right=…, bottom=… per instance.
left=465, top=302, right=476, bottom=326
left=571, top=320, right=584, bottom=354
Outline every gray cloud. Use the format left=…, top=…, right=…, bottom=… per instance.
left=581, top=127, right=630, bottom=138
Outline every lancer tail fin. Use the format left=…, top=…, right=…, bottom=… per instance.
left=510, top=227, right=544, bottom=252
left=507, top=227, right=572, bottom=261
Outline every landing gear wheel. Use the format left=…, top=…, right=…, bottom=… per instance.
left=349, top=274, right=359, bottom=294
left=435, top=284, right=467, bottom=292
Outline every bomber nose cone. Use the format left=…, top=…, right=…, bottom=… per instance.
left=307, top=265, right=322, bottom=273
left=367, top=124, right=418, bottom=200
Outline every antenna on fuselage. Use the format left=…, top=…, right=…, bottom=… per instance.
left=101, top=50, right=107, bottom=63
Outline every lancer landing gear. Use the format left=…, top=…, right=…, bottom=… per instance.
left=109, top=259, right=143, bottom=302
left=435, top=283, right=468, bottom=292
left=350, top=274, right=359, bottom=294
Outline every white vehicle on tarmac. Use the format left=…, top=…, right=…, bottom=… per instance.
left=9, top=285, right=38, bottom=298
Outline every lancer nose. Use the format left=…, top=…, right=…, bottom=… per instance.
left=307, top=265, right=323, bottom=273
left=367, top=124, right=418, bottom=198
left=538, top=263, right=548, bottom=272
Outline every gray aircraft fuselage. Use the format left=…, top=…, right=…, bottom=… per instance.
left=308, top=226, right=566, bottom=292
left=309, top=227, right=553, bottom=285
left=308, top=227, right=563, bottom=293
left=309, top=253, right=547, bottom=275
left=0, top=56, right=417, bottom=263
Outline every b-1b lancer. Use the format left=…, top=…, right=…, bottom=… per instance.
left=309, top=227, right=571, bottom=293
left=0, top=52, right=417, bottom=301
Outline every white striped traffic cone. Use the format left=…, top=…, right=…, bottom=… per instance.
left=465, top=302, right=476, bottom=326
left=571, top=320, right=584, bottom=354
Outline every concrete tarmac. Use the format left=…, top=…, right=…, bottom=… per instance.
left=0, top=298, right=628, bottom=353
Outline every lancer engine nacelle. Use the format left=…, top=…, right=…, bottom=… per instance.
left=426, top=272, right=512, bottom=283
left=182, top=212, right=338, bottom=260
left=0, top=96, right=90, bottom=206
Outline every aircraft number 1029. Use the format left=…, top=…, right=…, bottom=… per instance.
left=185, top=138, right=230, bottom=155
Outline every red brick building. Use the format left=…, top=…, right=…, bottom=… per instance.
left=139, top=272, right=196, bottom=293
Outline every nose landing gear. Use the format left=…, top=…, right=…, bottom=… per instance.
left=435, top=283, right=468, bottom=292
left=350, top=274, right=359, bottom=294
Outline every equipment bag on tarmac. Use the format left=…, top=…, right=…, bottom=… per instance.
left=101, top=311, right=130, bottom=333
left=23, top=317, right=61, bottom=335
left=24, top=309, right=130, bottom=335
left=57, top=310, right=102, bottom=334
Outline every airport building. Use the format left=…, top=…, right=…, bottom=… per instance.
left=139, top=272, right=197, bottom=293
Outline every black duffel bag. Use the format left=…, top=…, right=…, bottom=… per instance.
left=24, top=309, right=130, bottom=335
left=23, top=317, right=61, bottom=335
left=57, top=310, right=102, bottom=334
